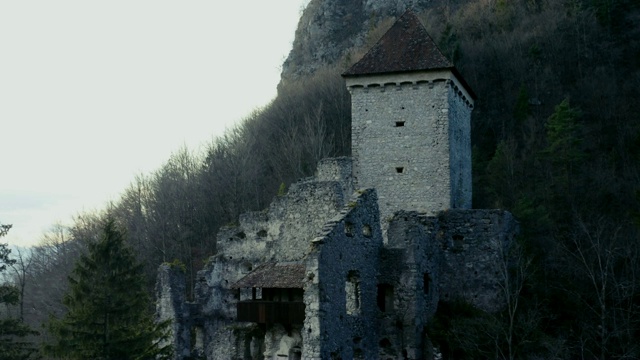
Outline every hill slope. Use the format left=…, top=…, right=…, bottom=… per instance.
left=20, top=1, right=640, bottom=358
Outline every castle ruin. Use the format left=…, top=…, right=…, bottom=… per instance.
left=156, top=12, right=518, bottom=360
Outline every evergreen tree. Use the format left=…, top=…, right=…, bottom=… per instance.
left=542, top=98, right=584, bottom=178
left=0, top=224, right=38, bottom=360
left=44, top=219, right=171, bottom=360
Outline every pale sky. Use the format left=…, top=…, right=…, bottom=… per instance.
left=0, top=1, right=309, bottom=247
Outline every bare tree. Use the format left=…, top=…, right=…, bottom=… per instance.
left=496, top=239, right=535, bottom=360
left=9, top=247, right=34, bottom=321
left=564, top=215, right=640, bottom=359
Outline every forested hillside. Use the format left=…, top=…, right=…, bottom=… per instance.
left=6, top=0, right=639, bottom=358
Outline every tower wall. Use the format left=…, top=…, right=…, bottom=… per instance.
left=447, top=80, right=473, bottom=209
left=347, top=70, right=473, bottom=222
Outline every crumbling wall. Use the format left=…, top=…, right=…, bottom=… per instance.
left=379, top=211, right=442, bottom=359
left=263, top=324, right=303, bottom=360
left=198, top=175, right=350, bottom=315
left=196, top=245, right=277, bottom=360
left=213, top=159, right=352, bottom=265
left=266, top=180, right=346, bottom=261
left=315, top=157, right=354, bottom=199
left=190, top=161, right=354, bottom=360
left=156, top=264, right=192, bottom=359
left=303, top=188, right=383, bottom=359
left=158, top=151, right=518, bottom=360
left=436, top=209, right=519, bottom=312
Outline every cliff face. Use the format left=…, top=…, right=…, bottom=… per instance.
left=280, top=0, right=435, bottom=84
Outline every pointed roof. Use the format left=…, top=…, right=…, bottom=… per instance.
left=343, top=11, right=453, bottom=76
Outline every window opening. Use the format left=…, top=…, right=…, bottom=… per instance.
left=453, top=234, right=464, bottom=251
left=395, top=121, right=405, bottom=127
left=346, top=270, right=361, bottom=315
left=290, top=347, right=302, bottom=360
left=423, top=273, right=431, bottom=295
left=377, top=284, right=394, bottom=312
left=190, top=326, right=204, bottom=353
left=362, top=224, right=372, bottom=237
left=395, top=167, right=404, bottom=174
left=345, top=222, right=354, bottom=237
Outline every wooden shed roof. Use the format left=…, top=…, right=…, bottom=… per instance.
left=231, top=262, right=305, bottom=289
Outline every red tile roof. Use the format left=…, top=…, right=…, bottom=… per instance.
left=344, top=11, right=453, bottom=76
left=232, top=262, right=305, bottom=289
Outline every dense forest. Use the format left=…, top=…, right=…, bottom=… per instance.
left=1, top=0, right=639, bottom=358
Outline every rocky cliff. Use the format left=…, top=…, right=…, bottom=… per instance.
left=280, top=0, right=436, bottom=85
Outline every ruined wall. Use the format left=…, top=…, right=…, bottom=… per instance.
left=213, top=157, right=353, bottom=264
left=156, top=264, right=192, bottom=359
left=378, top=211, right=442, bottom=359
left=303, top=188, right=383, bottom=359
left=265, top=181, right=346, bottom=261
left=157, top=153, right=517, bottom=359
left=315, top=157, right=354, bottom=199
left=435, top=209, right=519, bottom=312
left=347, top=71, right=474, bottom=225
left=188, top=159, right=354, bottom=359
left=199, top=167, right=351, bottom=318
left=263, top=324, right=303, bottom=359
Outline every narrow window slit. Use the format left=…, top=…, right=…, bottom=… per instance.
left=423, top=273, right=431, bottom=295
left=377, top=284, right=394, bottom=312
left=395, top=121, right=405, bottom=127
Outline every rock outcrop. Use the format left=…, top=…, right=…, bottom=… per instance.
left=280, top=0, right=435, bottom=85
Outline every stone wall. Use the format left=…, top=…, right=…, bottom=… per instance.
left=264, top=324, right=303, bottom=359
left=185, top=160, right=354, bottom=359
left=435, top=209, right=519, bottom=312
left=347, top=71, right=474, bottom=226
left=265, top=181, right=346, bottom=261
left=303, top=188, right=383, bottom=359
left=315, top=157, right=354, bottom=199
left=214, top=158, right=353, bottom=265
left=379, top=211, right=442, bottom=359
left=156, top=156, right=518, bottom=359
left=447, top=82, right=473, bottom=209
left=156, top=264, right=192, bottom=359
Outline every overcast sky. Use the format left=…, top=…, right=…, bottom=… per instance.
left=1, top=1, right=309, bottom=247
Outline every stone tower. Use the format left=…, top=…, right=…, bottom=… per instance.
left=343, top=11, right=475, bottom=223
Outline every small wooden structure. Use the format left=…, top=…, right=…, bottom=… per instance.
left=233, top=263, right=305, bottom=325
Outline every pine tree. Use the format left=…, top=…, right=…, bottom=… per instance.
left=44, top=219, right=171, bottom=360
left=545, top=97, right=584, bottom=192
left=543, top=98, right=584, bottom=171
left=0, top=224, right=38, bottom=360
